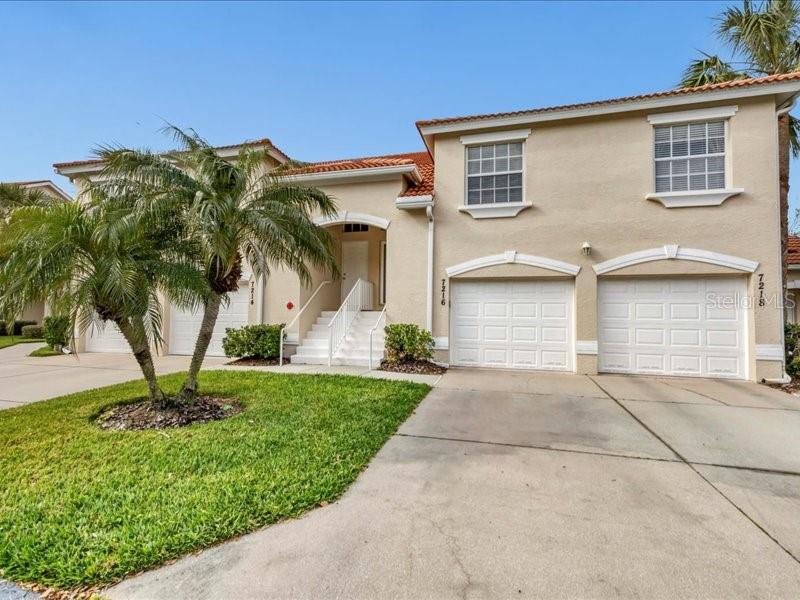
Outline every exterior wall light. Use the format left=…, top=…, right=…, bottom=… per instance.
left=582, top=242, right=592, bottom=256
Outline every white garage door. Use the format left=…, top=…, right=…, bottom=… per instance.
left=598, top=277, right=746, bottom=379
left=169, top=282, right=250, bottom=356
left=450, top=280, right=574, bottom=371
left=85, top=321, right=130, bottom=353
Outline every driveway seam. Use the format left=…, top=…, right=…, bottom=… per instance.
left=621, top=396, right=800, bottom=413
left=395, top=432, right=681, bottom=465
left=658, top=378, right=730, bottom=406
left=589, top=375, right=800, bottom=566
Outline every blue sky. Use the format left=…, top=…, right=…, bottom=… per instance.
left=2, top=0, right=797, bottom=210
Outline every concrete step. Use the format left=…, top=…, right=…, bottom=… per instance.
left=290, top=354, right=328, bottom=365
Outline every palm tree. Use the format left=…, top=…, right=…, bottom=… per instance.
left=97, top=127, right=339, bottom=404
left=0, top=190, right=206, bottom=405
left=0, top=183, right=54, bottom=221
left=680, top=0, right=800, bottom=296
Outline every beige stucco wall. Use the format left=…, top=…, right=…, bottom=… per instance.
left=262, top=178, right=428, bottom=338
left=430, top=96, right=784, bottom=380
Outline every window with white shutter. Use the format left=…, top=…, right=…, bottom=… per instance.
left=465, top=142, right=524, bottom=206
left=654, top=120, right=726, bottom=193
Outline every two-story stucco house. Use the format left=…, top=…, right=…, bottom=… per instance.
left=55, top=73, right=800, bottom=381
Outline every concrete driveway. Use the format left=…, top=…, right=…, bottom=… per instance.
left=0, top=344, right=226, bottom=408
left=108, top=369, right=800, bottom=600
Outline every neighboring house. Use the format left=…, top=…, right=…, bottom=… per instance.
left=54, top=73, right=800, bottom=381
left=787, top=235, right=800, bottom=324
left=4, top=180, right=73, bottom=323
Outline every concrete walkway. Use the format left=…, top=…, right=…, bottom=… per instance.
left=0, top=346, right=439, bottom=409
left=107, top=369, right=800, bottom=599
left=0, top=345, right=229, bottom=408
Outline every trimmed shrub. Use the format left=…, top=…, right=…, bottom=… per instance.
left=222, top=324, right=284, bottom=359
left=786, top=323, right=800, bottom=377
left=12, top=320, right=36, bottom=336
left=43, top=316, right=71, bottom=349
left=21, top=325, right=43, bottom=339
left=384, top=323, right=434, bottom=363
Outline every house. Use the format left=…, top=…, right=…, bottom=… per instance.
left=787, top=235, right=800, bottom=324
left=3, top=180, right=73, bottom=323
left=54, top=72, right=800, bottom=381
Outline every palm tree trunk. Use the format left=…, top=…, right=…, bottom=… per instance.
left=116, top=318, right=166, bottom=405
left=779, top=113, right=791, bottom=321
left=175, top=292, right=222, bottom=404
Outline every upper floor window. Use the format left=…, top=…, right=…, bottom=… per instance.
left=466, top=142, right=523, bottom=206
left=654, top=120, right=725, bottom=193
left=343, top=223, right=368, bottom=233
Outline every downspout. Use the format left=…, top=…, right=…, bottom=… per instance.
left=426, top=205, right=434, bottom=332
left=768, top=97, right=796, bottom=383
left=256, top=275, right=265, bottom=324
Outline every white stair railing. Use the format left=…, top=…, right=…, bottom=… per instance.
left=279, top=280, right=331, bottom=366
left=328, top=279, right=373, bottom=366
left=368, top=306, right=387, bottom=370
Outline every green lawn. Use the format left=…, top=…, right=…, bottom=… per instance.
left=0, top=335, right=43, bottom=349
left=28, top=346, right=61, bottom=357
left=0, top=371, right=430, bottom=590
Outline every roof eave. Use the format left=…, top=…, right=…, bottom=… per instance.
left=417, top=79, right=800, bottom=139
left=281, top=164, right=421, bottom=185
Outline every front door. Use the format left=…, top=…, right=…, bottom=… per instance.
left=341, top=240, right=369, bottom=302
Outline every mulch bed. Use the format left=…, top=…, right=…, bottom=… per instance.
left=226, top=357, right=281, bottom=366
left=97, top=396, right=242, bottom=431
left=379, top=359, right=447, bottom=375
left=766, top=380, right=800, bottom=395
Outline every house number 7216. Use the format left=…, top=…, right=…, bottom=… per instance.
left=441, top=279, right=447, bottom=306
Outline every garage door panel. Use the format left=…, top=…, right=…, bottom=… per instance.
left=170, top=282, right=249, bottom=356
left=85, top=321, right=130, bottom=353
left=511, top=326, right=537, bottom=342
left=511, top=350, right=537, bottom=368
left=598, top=277, right=746, bottom=379
left=670, top=303, right=700, bottom=320
left=671, top=329, right=701, bottom=346
left=451, top=280, right=573, bottom=371
left=635, top=303, right=665, bottom=320
left=671, top=355, right=702, bottom=375
left=635, top=328, right=665, bottom=346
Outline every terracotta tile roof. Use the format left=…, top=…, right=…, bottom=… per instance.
left=283, top=151, right=434, bottom=198
left=416, top=72, right=800, bottom=128
left=789, top=235, right=800, bottom=265
left=53, top=138, right=289, bottom=170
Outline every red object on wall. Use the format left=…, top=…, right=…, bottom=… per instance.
left=286, top=301, right=294, bottom=310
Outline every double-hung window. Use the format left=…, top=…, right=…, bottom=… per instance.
left=654, top=120, right=726, bottom=193
left=466, top=142, right=524, bottom=206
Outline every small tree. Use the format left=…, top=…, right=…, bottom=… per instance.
left=98, top=127, right=339, bottom=404
left=0, top=192, right=205, bottom=406
left=680, top=0, right=800, bottom=300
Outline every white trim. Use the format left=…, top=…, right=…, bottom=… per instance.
left=647, top=105, right=738, bottom=125
left=281, top=164, right=420, bottom=185
left=646, top=189, right=744, bottom=208
left=434, top=336, right=449, bottom=350
left=313, top=211, right=390, bottom=230
left=446, top=250, right=581, bottom=277
left=576, top=340, right=598, bottom=355
left=458, top=202, right=532, bottom=219
left=426, top=205, right=434, bottom=332
left=756, top=344, right=784, bottom=362
left=17, top=180, right=73, bottom=202
left=396, top=195, right=433, bottom=209
left=593, top=245, right=758, bottom=275
left=459, top=128, right=532, bottom=145
left=379, top=240, right=387, bottom=305
left=417, top=80, right=800, bottom=136
left=787, top=280, right=800, bottom=289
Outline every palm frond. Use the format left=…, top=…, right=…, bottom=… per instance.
left=679, top=53, right=750, bottom=87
